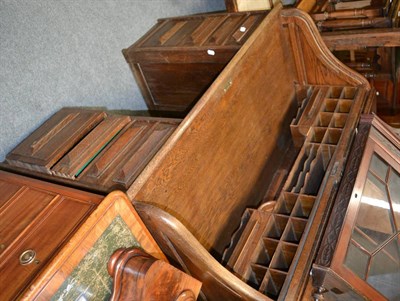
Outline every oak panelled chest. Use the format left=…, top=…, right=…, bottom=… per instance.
left=1, top=108, right=180, bottom=193
left=123, top=11, right=267, bottom=114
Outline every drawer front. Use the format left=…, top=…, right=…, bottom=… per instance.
left=0, top=171, right=102, bottom=300
left=0, top=185, right=57, bottom=256
left=0, top=179, right=23, bottom=208
left=0, top=196, right=96, bottom=300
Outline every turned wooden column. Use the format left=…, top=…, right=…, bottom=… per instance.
left=108, top=247, right=202, bottom=301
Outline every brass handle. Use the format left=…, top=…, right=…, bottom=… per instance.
left=19, top=249, right=37, bottom=265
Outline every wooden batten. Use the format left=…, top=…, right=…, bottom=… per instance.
left=321, top=28, right=400, bottom=51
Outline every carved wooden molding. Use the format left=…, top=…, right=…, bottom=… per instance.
left=281, top=8, right=371, bottom=89
left=315, top=120, right=371, bottom=267
left=134, top=202, right=271, bottom=300
left=108, top=247, right=201, bottom=301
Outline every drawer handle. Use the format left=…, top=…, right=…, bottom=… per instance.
left=19, top=249, right=37, bottom=265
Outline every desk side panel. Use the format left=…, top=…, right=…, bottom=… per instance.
left=128, top=6, right=297, bottom=255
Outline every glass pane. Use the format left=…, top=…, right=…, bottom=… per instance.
left=344, top=242, right=370, bottom=280
left=367, top=236, right=400, bottom=300
left=370, top=154, right=388, bottom=181
left=352, top=227, right=377, bottom=253
left=388, top=169, right=400, bottom=231
left=383, top=235, right=400, bottom=263
left=355, top=172, right=395, bottom=250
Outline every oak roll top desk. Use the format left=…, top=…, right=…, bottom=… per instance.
left=1, top=4, right=391, bottom=301
left=126, top=5, right=378, bottom=301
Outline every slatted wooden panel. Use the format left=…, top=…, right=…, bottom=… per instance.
left=2, top=109, right=180, bottom=193
left=6, top=108, right=106, bottom=173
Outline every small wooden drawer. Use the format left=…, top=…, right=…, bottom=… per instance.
left=123, top=11, right=267, bottom=114
left=1, top=108, right=180, bottom=193
left=0, top=171, right=102, bottom=300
